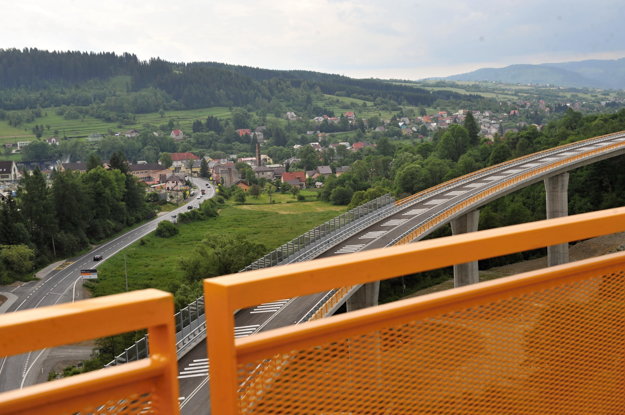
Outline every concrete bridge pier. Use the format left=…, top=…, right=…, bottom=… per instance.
left=451, top=210, right=480, bottom=287
left=545, top=172, right=569, bottom=266
left=346, top=282, right=379, bottom=312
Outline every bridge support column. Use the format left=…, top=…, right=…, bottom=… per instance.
left=545, top=173, right=569, bottom=266
left=451, top=210, right=480, bottom=287
left=346, top=282, right=379, bottom=311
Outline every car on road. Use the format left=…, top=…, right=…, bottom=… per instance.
left=187, top=205, right=193, bottom=210
left=93, top=255, right=103, bottom=261
left=196, top=195, right=202, bottom=199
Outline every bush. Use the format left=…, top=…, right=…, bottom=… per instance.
left=155, top=221, right=179, bottom=238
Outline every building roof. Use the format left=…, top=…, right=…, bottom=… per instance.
left=170, top=152, right=199, bottom=162
left=0, top=161, right=15, bottom=173
left=282, top=171, right=306, bottom=182
left=316, top=165, right=332, bottom=175
left=129, top=163, right=164, bottom=172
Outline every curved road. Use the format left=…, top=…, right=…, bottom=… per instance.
left=0, top=178, right=215, bottom=393
left=178, top=131, right=625, bottom=414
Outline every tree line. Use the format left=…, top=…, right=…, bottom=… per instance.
left=0, top=48, right=485, bottom=115
left=0, top=153, right=153, bottom=284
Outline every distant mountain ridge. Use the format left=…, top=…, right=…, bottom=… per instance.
left=445, top=57, right=625, bottom=89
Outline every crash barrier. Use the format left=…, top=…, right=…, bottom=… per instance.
left=0, top=289, right=179, bottom=415
left=204, top=207, right=625, bottom=414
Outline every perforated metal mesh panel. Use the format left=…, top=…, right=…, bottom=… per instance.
left=237, top=270, right=625, bottom=414
left=66, top=392, right=154, bottom=415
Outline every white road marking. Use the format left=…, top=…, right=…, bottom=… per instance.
left=250, top=299, right=290, bottom=314
left=402, top=208, right=428, bottom=216
left=359, top=231, right=387, bottom=239
left=444, top=190, right=467, bottom=197
left=335, top=244, right=366, bottom=254
left=503, top=168, right=524, bottom=174
left=381, top=219, right=408, bottom=226
left=464, top=182, right=484, bottom=188
left=483, top=175, right=507, bottom=181
left=423, top=198, right=447, bottom=205
left=234, top=324, right=260, bottom=337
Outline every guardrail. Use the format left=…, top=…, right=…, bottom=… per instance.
left=0, top=289, right=179, bottom=414
left=204, top=207, right=625, bottom=415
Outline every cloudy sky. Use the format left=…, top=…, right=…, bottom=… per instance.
left=2, top=0, right=624, bottom=79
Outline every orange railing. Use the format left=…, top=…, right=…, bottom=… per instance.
left=0, top=289, right=179, bottom=415
left=205, top=207, right=625, bottom=414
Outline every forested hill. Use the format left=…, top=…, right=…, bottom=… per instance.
left=0, top=48, right=483, bottom=111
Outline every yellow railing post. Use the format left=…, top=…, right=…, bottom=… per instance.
left=205, top=280, right=239, bottom=415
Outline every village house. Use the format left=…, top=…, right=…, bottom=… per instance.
left=235, top=129, right=252, bottom=137
left=124, top=129, right=140, bottom=138
left=165, top=174, right=187, bottom=191
left=170, top=129, right=184, bottom=141
left=281, top=171, right=306, bottom=189
left=306, top=165, right=333, bottom=180
left=335, top=166, right=350, bottom=177
left=170, top=152, right=199, bottom=172
left=253, top=166, right=275, bottom=181
left=128, top=163, right=170, bottom=185
left=212, top=162, right=240, bottom=187
left=0, top=161, right=19, bottom=183
left=61, top=162, right=88, bottom=173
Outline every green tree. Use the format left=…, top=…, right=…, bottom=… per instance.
left=249, top=184, right=261, bottom=199
left=298, top=145, right=319, bottom=171
left=22, top=140, right=52, bottom=161
left=18, top=168, right=57, bottom=253
left=86, top=153, right=102, bottom=171
left=463, top=111, right=480, bottom=146
left=155, top=221, right=179, bottom=238
left=0, top=196, right=29, bottom=245
left=264, top=183, right=276, bottom=203
left=234, top=188, right=246, bottom=204
left=330, top=186, right=353, bottom=205
left=159, top=152, right=173, bottom=168
left=200, top=158, right=210, bottom=178
left=180, top=235, right=266, bottom=281
left=437, top=125, right=470, bottom=162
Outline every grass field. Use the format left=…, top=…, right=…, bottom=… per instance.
left=0, top=107, right=233, bottom=145
left=91, top=198, right=345, bottom=298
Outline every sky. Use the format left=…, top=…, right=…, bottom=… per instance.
left=1, top=0, right=625, bottom=80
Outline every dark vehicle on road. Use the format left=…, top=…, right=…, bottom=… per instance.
left=93, top=255, right=103, bottom=261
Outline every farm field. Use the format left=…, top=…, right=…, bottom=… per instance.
left=0, top=106, right=233, bottom=145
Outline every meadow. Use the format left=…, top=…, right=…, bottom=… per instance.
left=91, top=197, right=345, bottom=298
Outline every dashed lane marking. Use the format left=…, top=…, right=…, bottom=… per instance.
left=503, top=168, right=524, bottom=174
left=403, top=208, right=428, bottom=216
left=464, top=182, right=484, bottom=188
left=443, top=190, right=467, bottom=197
left=381, top=219, right=408, bottom=226
left=359, top=231, right=387, bottom=239
left=483, top=175, right=507, bottom=181
left=335, top=244, right=366, bottom=254
left=423, top=198, right=447, bottom=205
